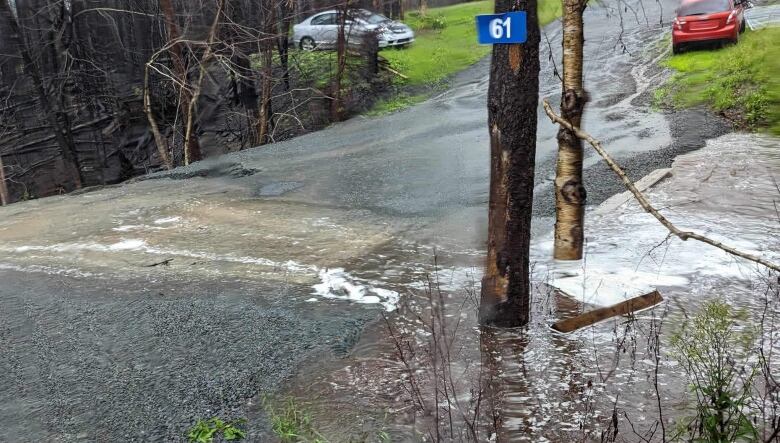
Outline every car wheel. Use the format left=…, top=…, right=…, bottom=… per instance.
left=740, top=20, right=746, bottom=33
left=299, top=37, right=316, bottom=51
left=672, top=43, right=682, bottom=54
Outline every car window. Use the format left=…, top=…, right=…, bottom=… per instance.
left=364, top=13, right=390, bottom=24
left=352, top=10, right=391, bottom=24
left=678, top=0, right=731, bottom=15
left=311, top=13, right=336, bottom=25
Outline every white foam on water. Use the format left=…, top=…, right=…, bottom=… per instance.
left=109, top=239, right=147, bottom=251
left=112, top=225, right=143, bottom=232
left=531, top=133, right=780, bottom=306
left=407, top=266, right=481, bottom=292
left=531, top=233, right=693, bottom=306
left=6, top=239, right=315, bottom=275
left=153, top=216, right=181, bottom=224
left=312, top=268, right=400, bottom=311
left=112, top=224, right=168, bottom=232
left=0, top=262, right=100, bottom=278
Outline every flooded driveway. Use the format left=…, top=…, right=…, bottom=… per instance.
left=0, top=0, right=761, bottom=440
left=287, top=133, right=780, bottom=441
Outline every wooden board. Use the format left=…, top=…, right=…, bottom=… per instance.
left=551, top=290, right=663, bottom=333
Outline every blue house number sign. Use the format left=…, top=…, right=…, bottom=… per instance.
left=476, top=11, right=527, bottom=44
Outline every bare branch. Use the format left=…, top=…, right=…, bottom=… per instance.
left=543, top=99, right=780, bottom=273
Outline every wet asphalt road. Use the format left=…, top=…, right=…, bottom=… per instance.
left=0, top=0, right=731, bottom=440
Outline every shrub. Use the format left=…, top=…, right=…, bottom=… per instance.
left=671, top=300, right=759, bottom=442
left=416, top=13, right=447, bottom=30
left=187, top=418, right=246, bottom=443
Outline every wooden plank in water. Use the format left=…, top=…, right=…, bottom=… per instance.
left=551, top=290, right=664, bottom=333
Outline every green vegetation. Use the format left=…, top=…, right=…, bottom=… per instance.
left=657, top=28, right=780, bottom=133
left=366, top=93, right=428, bottom=115
left=264, top=397, right=327, bottom=443
left=366, top=0, right=561, bottom=114
left=262, top=51, right=369, bottom=90
left=263, top=397, right=393, bottom=442
left=187, top=418, right=246, bottom=443
left=671, top=300, right=758, bottom=442
left=382, top=0, right=562, bottom=87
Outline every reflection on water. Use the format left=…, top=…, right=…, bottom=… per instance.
left=287, top=133, right=780, bottom=441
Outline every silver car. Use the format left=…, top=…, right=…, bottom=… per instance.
left=292, top=9, right=415, bottom=50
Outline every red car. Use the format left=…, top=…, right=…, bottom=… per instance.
left=672, top=0, right=746, bottom=53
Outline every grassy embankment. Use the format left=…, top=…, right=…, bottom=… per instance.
left=656, top=27, right=780, bottom=134
left=369, top=0, right=562, bottom=114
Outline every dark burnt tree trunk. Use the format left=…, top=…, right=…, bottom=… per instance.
left=277, top=0, right=294, bottom=91
left=159, top=0, right=202, bottom=164
left=0, top=0, right=84, bottom=189
left=363, top=30, right=379, bottom=78
left=331, top=0, right=349, bottom=122
left=257, top=0, right=276, bottom=145
left=480, top=0, right=541, bottom=327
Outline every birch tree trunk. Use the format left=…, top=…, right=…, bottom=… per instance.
left=553, top=0, right=588, bottom=260
left=480, top=0, right=541, bottom=327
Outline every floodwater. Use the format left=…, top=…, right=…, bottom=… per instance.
left=0, top=0, right=771, bottom=439
left=285, top=133, right=780, bottom=442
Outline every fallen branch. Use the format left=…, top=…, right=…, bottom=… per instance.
left=552, top=290, right=663, bottom=333
left=145, top=258, right=173, bottom=267
left=381, top=65, right=409, bottom=80
left=542, top=99, right=780, bottom=273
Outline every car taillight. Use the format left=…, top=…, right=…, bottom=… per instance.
left=673, top=17, right=686, bottom=29
left=727, top=10, right=736, bottom=23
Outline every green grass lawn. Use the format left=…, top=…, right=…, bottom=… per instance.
left=369, top=0, right=562, bottom=114
left=657, top=28, right=780, bottom=134
left=382, top=0, right=562, bottom=87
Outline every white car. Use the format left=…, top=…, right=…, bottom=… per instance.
left=293, top=9, right=415, bottom=50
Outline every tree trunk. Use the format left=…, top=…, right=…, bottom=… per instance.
left=184, top=0, right=225, bottom=161
left=0, top=155, right=8, bottom=206
left=553, top=0, right=588, bottom=260
left=331, top=1, right=349, bottom=122
left=256, top=44, right=274, bottom=144
left=480, top=0, right=540, bottom=327
left=257, top=0, right=276, bottom=145
left=159, top=0, right=202, bottom=165
left=144, top=64, right=173, bottom=170
left=0, top=0, right=84, bottom=189
left=277, top=2, right=294, bottom=91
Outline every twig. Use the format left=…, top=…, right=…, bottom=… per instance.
left=382, top=65, right=409, bottom=80
left=542, top=99, right=780, bottom=273
left=145, top=258, right=173, bottom=267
